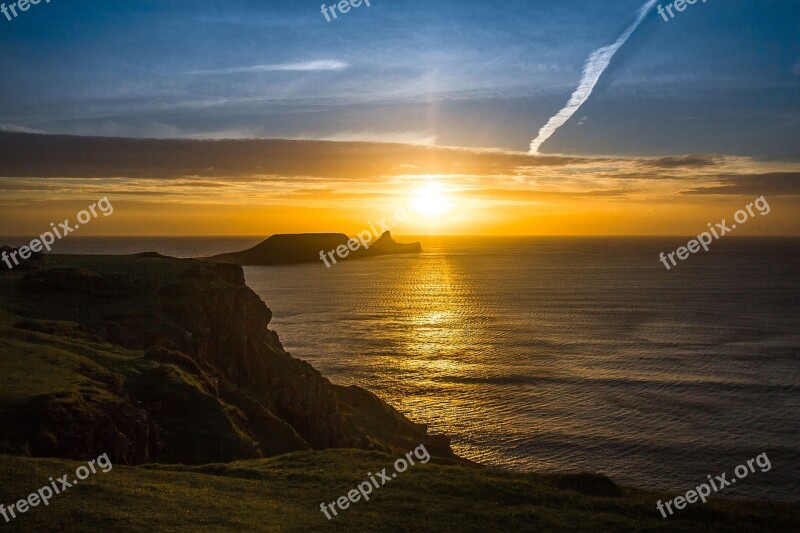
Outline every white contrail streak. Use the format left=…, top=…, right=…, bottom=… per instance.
left=529, top=0, right=658, bottom=155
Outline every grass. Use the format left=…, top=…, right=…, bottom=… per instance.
left=0, top=451, right=798, bottom=532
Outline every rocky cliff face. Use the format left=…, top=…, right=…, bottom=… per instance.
left=0, top=254, right=451, bottom=464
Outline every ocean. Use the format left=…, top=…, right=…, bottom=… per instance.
left=6, top=235, right=798, bottom=500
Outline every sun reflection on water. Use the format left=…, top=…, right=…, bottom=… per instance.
left=394, top=254, right=471, bottom=365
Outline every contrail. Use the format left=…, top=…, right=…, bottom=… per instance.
left=529, top=0, right=658, bottom=155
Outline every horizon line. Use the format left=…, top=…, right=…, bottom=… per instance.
left=2, top=234, right=799, bottom=239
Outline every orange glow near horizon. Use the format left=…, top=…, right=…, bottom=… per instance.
left=1, top=194, right=797, bottom=238
left=0, top=142, right=798, bottom=237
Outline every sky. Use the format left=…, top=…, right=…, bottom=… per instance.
left=0, top=0, right=798, bottom=236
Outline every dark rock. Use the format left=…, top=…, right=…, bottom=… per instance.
left=209, top=231, right=421, bottom=266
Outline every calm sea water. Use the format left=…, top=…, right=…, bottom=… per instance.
left=8, top=236, right=799, bottom=500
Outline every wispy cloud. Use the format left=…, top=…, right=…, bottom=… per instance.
left=639, top=155, right=721, bottom=169
left=682, top=172, right=800, bottom=196
left=292, top=131, right=439, bottom=145
left=189, top=60, right=348, bottom=75
left=529, top=0, right=658, bottom=155
left=0, top=124, right=47, bottom=134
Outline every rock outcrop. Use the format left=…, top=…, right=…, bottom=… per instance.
left=210, top=231, right=422, bottom=265
left=0, top=254, right=451, bottom=465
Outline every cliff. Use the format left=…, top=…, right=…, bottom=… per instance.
left=0, top=253, right=451, bottom=465
left=210, top=231, right=422, bottom=265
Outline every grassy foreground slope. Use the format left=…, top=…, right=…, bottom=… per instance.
left=1, top=451, right=798, bottom=532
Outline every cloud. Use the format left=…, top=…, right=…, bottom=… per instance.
left=0, top=180, right=60, bottom=191
left=189, top=60, right=348, bottom=75
left=291, top=131, right=439, bottom=145
left=682, top=173, right=800, bottom=196
left=2, top=132, right=799, bottom=208
left=529, top=0, right=658, bottom=154
left=639, top=155, right=720, bottom=169
left=0, top=124, right=47, bottom=134
left=0, top=132, right=587, bottom=181
left=461, top=188, right=636, bottom=201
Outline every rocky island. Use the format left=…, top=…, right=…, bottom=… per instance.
left=209, top=231, right=422, bottom=266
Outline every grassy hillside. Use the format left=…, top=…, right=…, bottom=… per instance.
left=1, top=451, right=798, bottom=532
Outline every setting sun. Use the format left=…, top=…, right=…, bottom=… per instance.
left=412, top=182, right=453, bottom=218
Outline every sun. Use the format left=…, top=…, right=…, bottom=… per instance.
left=411, top=182, right=452, bottom=218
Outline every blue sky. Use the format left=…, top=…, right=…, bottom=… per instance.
left=1, top=0, right=799, bottom=158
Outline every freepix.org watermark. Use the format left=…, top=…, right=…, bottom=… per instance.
left=656, top=452, right=771, bottom=518
left=1, top=0, right=51, bottom=23
left=318, top=207, right=408, bottom=268
left=659, top=196, right=770, bottom=271
left=320, top=0, right=371, bottom=22
left=0, top=453, right=113, bottom=524
left=1, top=197, right=114, bottom=270
left=657, top=0, right=710, bottom=23
left=319, top=444, right=430, bottom=520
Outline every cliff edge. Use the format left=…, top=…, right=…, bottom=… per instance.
left=0, top=253, right=451, bottom=465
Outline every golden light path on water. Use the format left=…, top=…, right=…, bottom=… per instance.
left=364, top=250, right=516, bottom=465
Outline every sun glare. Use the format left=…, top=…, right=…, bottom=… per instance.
left=411, top=182, right=452, bottom=218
